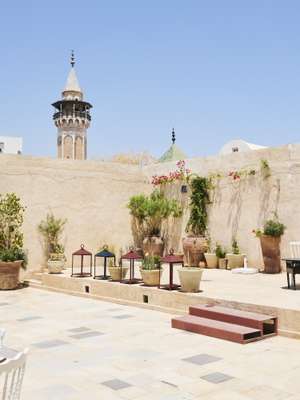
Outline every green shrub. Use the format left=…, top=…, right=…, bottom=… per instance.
left=215, top=243, right=226, bottom=259
left=263, top=219, right=285, bottom=237
left=141, top=255, right=161, bottom=270
left=231, top=238, right=240, bottom=254
left=38, top=213, right=67, bottom=259
left=0, top=193, right=26, bottom=267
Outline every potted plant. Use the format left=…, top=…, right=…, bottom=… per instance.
left=216, top=243, right=227, bottom=269
left=226, top=238, right=245, bottom=270
left=254, top=216, right=286, bottom=273
left=182, top=176, right=210, bottom=266
left=108, top=258, right=129, bottom=281
left=140, top=254, right=162, bottom=286
left=204, top=236, right=218, bottom=268
left=128, top=190, right=182, bottom=256
left=0, top=193, right=27, bottom=289
left=38, top=213, right=67, bottom=274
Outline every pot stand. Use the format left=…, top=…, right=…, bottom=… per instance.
left=159, top=262, right=182, bottom=291
left=121, top=259, right=142, bottom=285
left=93, top=255, right=114, bottom=280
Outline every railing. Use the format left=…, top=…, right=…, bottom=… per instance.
left=53, top=111, right=91, bottom=121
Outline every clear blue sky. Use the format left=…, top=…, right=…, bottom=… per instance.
left=1, top=0, right=300, bottom=159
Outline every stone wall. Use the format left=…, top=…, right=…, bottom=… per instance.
left=1, top=143, right=300, bottom=273
left=144, top=143, right=300, bottom=268
left=0, top=155, right=150, bottom=273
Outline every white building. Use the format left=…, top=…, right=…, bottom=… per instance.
left=219, top=139, right=267, bottom=155
left=0, top=136, right=23, bottom=155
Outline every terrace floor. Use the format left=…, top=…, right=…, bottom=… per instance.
left=2, top=287, right=300, bottom=399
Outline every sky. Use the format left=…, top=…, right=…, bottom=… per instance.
left=1, top=0, right=300, bottom=159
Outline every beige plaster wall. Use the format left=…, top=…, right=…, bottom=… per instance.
left=0, top=155, right=150, bottom=273
left=1, top=143, right=300, bottom=273
left=143, top=143, right=300, bottom=268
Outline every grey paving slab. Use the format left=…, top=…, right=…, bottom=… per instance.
left=112, top=314, right=133, bottom=319
left=101, top=378, right=132, bottom=390
left=201, top=372, right=234, bottom=383
left=182, top=353, right=222, bottom=365
left=17, top=316, right=43, bottom=322
left=32, top=339, right=69, bottom=349
left=0, top=302, right=9, bottom=306
left=67, top=326, right=91, bottom=333
left=69, top=331, right=104, bottom=339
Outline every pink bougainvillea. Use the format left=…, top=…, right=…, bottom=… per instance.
left=152, top=160, right=191, bottom=186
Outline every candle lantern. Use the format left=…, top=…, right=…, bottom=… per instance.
left=71, top=244, right=92, bottom=277
left=160, top=249, right=184, bottom=290
left=94, top=245, right=115, bottom=280
left=121, top=247, right=143, bottom=284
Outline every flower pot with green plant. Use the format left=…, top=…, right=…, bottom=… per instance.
left=128, top=190, right=182, bottom=257
left=108, top=258, right=129, bottom=281
left=215, top=243, right=227, bottom=269
left=0, top=193, right=27, bottom=289
left=253, top=216, right=285, bottom=273
left=226, top=238, right=245, bottom=270
left=204, top=236, right=218, bottom=268
left=183, top=176, right=210, bottom=266
left=140, top=254, right=162, bottom=286
left=38, top=213, right=66, bottom=274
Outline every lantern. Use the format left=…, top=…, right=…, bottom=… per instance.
left=160, top=249, right=184, bottom=290
left=71, top=244, right=92, bottom=277
left=94, top=245, right=115, bottom=280
left=120, top=247, right=143, bottom=284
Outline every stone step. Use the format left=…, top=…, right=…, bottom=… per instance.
left=172, top=315, right=262, bottom=344
left=189, top=304, right=277, bottom=336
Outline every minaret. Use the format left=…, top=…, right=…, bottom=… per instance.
left=52, top=51, right=92, bottom=160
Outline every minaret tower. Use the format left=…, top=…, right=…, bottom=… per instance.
left=52, top=51, right=92, bottom=160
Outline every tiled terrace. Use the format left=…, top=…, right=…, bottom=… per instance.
left=1, top=287, right=300, bottom=399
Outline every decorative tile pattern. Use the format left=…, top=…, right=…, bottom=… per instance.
left=201, top=372, right=234, bottom=383
left=17, top=316, right=43, bottom=322
left=69, top=331, right=104, bottom=339
left=182, top=353, right=222, bottom=365
left=101, top=379, right=132, bottom=390
left=68, top=327, right=91, bottom=333
left=32, top=339, right=68, bottom=348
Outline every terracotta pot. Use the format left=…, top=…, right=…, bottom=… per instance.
left=260, top=235, right=281, bottom=273
left=226, top=254, right=245, bottom=270
left=182, top=236, right=208, bottom=266
left=218, top=258, right=228, bottom=269
left=47, top=260, right=64, bottom=274
left=142, top=236, right=164, bottom=257
left=0, top=260, right=22, bottom=290
left=109, top=266, right=129, bottom=281
left=204, top=253, right=218, bottom=269
left=178, top=267, right=203, bottom=293
left=140, top=268, right=162, bottom=286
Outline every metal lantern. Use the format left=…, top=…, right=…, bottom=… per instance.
left=94, top=245, right=115, bottom=280
left=71, top=244, right=92, bottom=277
left=160, top=249, right=184, bottom=290
left=120, top=247, right=143, bottom=284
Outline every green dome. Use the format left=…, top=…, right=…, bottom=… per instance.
left=158, top=143, right=187, bottom=163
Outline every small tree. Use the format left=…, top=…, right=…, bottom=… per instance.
left=0, top=193, right=26, bottom=265
left=38, top=213, right=67, bottom=260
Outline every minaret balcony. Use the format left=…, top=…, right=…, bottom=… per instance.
left=53, top=111, right=91, bottom=121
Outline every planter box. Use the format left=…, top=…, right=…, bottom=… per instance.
left=182, top=236, right=208, bottom=266
left=218, top=258, right=227, bottom=269
left=260, top=235, right=281, bottom=273
left=226, top=254, right=245, bottom=270
left=178, top=267, right=203, bottom=293
left=47, top=260, right=64, bottom=274
left=0, top=260, right=22, bottom=290
left=140, top=269, right=162, bottom=286
left=204, top=253, right=218, bottom=269
left=108, top=266, right=129, bottom=281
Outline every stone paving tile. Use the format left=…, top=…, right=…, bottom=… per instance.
left=17, top=316, right=43, bottom=322
left=201, top=372, right=234, bottom=384
left=240, top=384, right=294, bottom=400
left=22, top=383, right=79, bottom=400
left=32, top=339, right=69, bottom=349
left=112, top=314, right=134, bottom=319
left=68, top=326, right=91, bottom=333
left=69, top=330, right=104, bottom=339
left=182, top=353, right=222, bottom=366
left=101, top=378, right=132, bottom=390
left=0, top=302, right=9, bottom=306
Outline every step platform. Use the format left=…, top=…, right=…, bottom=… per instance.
left=172, top=304, right=277, bottom=344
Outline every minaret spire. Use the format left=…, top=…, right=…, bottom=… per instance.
left=172, top=128, right=176, bottom=144
left=70, top=50, right=75, bottom=68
